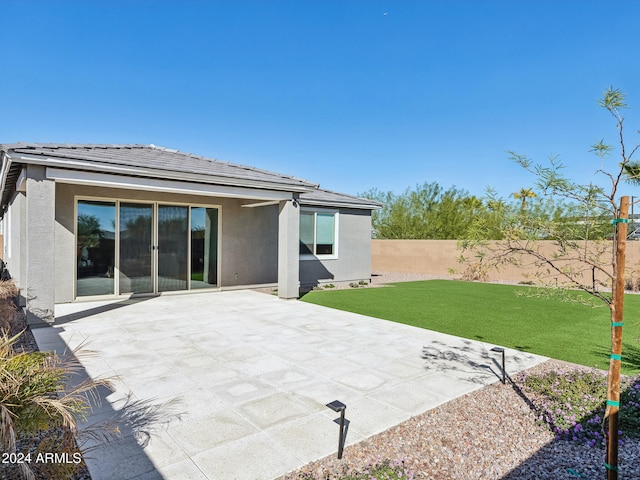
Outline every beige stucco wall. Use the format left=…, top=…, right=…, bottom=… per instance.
left=4, top=192, right=25, bottom=290
left=53, top=184, right=375, bottom=303
left=372, top=239, right=640, bottom=284
left=299, top=208, right=373, bottom=288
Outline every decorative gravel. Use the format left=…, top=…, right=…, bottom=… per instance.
left=345, top=271, right=455, bottom=289
left=7, top=304, right=39, bottom=354
left=279, top=360, right=640, bottom=480
left=370, top=271, right=456, bottom=285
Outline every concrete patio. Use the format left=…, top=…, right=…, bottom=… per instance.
left=33, top=290, right=547, bottom=480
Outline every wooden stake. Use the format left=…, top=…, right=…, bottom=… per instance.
left=607, top=195, right=628, bottom=480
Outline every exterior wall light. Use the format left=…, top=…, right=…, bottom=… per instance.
left=490, top=346, right=506, bottom=384
left=326, top=400, right=347, bottom=459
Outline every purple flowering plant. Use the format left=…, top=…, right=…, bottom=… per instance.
left=518, top=368, right=640, bottom=447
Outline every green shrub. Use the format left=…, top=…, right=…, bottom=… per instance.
left=298, top=459, right=416, bottom=480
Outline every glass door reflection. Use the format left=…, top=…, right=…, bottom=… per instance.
left=119, top=203, right=153, bottom=294
left=76, top=200, right=116, bottom=296
left=158, top=205, right=189, bottom=292
left=190, top=207, right=218, bottom=289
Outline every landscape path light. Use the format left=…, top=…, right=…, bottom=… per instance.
left=326, top=400, right=347, bottom=459
left=490, top=346, right=506, bottom=384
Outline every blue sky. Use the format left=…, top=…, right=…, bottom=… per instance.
left=3, top=0, right=640, bottom=201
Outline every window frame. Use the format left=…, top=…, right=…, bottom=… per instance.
left=299, top=208, right=339, bottom=260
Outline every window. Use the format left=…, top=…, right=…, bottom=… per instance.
left=300, top=210, right=338, bottom=257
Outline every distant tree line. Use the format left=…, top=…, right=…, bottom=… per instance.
left=360, top=181, right=612, bottom=240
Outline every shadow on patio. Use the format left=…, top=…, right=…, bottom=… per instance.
left=33, top=304, right=185, bottom=480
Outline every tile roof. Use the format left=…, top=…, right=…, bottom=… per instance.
left=0, top=143, right=382, bottom=210
left=299, top=188, right=383, bottom=210
left=0, top=143, right=317, bottom=190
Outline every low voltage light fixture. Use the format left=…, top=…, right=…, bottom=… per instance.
left=326, top=400, right=347, bottom=459
left=490, top=346, right=506, bottom=384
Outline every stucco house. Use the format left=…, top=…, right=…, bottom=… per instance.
left=0, top=143, right=382, bottom=326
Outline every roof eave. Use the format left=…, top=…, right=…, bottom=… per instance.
left=9, top=153, right=318, bottom=193
left=299, top=199, right=383, bottom=210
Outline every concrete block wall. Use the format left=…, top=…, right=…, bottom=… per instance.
left=372, top=239, right=640, bottom=285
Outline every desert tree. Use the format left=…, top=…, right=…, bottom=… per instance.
left=361, top=182, right=496, bottom=240
left=460, top=87, right=639, bottom=479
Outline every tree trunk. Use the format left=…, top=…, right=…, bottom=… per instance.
left=606, top=195, right=628, bottom=480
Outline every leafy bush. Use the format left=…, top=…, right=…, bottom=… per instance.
left=623, top=275, right=640, bottom=292
left=457, top=258, right=489, bottom=282
left=519, top=368, right=640, bottom=447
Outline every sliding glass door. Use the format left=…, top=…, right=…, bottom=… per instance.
left=119, top=203, right=153, bottom=294
left=158, top=205, right=189, bottom=292
left=76, top=200, right=219, bottom=298
left=190, top=207, right=219, bottom=289
left=76, top=201, right=116, bottom=296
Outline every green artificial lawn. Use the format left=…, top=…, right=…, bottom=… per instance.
left=301, top=280, right=640, bottom=375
